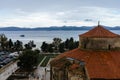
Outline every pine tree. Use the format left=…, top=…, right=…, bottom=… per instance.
left=8, top=39, right=13, bottom=48
left=65, top=39, right=69, bottom=49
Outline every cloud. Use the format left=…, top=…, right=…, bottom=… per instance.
left=54, top=7, right=120, bottom=26
left=0, top=11, right=64, bottom=27
left=0, top=7, right=120, bottom=27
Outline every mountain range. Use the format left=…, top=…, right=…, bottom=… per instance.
left=0, top=26, right=120, bottom=31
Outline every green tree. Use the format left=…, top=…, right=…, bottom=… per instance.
left=68, top=41, right=75, bottom=50
left=59, top=43, right=65, bottom=53
left=74, top=41, right=79, bottom=48
left=24, top=44, right=32, bottom=50
left=24, top=41, right=36, bottom=50
left=69, top=37, right=74, bottom=43
left=65, top=39, right=69, bottom=49
left=14, top=40, right=23, bottom=51
left=41, top=42, right=48, bottom=52
left=52, top=38, right=62, bottom=51
left=8, top=39, right=14, bottom=48
left=0, top=34, right=8, bottom=50
left=7, top=39, right=14, bottom=51
left=47, top=44, right=54, bottom=53
left=68, top=37, right=74, bottom=50
left=18, top=50, right=39, bottom=71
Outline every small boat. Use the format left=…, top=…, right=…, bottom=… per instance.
left=20, top=35, right=25, bottom=37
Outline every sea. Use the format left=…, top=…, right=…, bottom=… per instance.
left=0, top=30, right=120, bottom=49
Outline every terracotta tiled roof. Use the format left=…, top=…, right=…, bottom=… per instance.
left=80, top=25, right=120, bottom=38
left=52, top=48, right=120, bottom=79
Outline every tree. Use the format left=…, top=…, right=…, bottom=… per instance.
left=59, top=43, right=65, bottom=53
left=8, top=39, right=14, bottom=48
left=68, top=37, right=74, bottom=50
left=0, top=34, right=8, bottom=50
left=68, top=41, right=75, bottom=50
left=69, top=37, right=74, bottom=43
left=24, top=44, right=32, bottom=50
left=24, top=41, right=36, bottom=50
left=18, top=50, right=39, bottom=71
left=52, top=38, right=62, bottom=51
left=14, top=40, right=23, bottom=51
left=40, top=37, right=79, bottom=53
left=65, top=39, right=69, bottom=49
left=41, top=42, right=48, bottom=52
left=74, top=41, right=79, bottom=48
left=47, top=44, right=54, bottom=53
left=7, top=39, right=14, bottom=51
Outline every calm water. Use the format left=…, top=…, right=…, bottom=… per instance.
left=0, top=30, right=119, bottom=49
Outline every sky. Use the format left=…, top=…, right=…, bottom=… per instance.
left=0, top=0, right=120, bottom=28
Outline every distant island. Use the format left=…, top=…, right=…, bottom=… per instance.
left=0, top=26, right=120, bottom=31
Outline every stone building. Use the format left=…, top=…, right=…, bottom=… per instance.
left=79, top=25, right=120, bottom=50
left=50, top=25, right=120, bottom=80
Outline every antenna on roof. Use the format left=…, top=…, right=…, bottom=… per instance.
left=98, top=21, right=100, bottom=26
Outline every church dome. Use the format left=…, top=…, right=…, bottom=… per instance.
left=80, top=25, right=120, bottom=38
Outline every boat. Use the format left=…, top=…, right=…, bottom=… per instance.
left=20, top=35, right=25, bottom=37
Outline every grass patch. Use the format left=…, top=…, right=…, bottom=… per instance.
left=40, top=56, right=50, bottom=67
left=37, top=54, right=45, bottom=65
left=37, top=53, right=59, bottom=67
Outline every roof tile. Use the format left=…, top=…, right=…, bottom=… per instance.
left=80, top=25, right=120, bottom=38
left=52, top=48, right=120, bottom=79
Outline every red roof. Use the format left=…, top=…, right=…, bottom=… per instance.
left=53, top=48, right=120, bottom=79
left=80, top=25, right=120, bottom=38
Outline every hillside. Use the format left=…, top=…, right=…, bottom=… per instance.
left=0, top=26, right=120, bottom=31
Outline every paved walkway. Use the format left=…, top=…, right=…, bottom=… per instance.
left=33, top=56, right=50, bottom=80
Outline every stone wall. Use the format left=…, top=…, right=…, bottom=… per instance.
left=50, top=58, right=89, bottom=80
left=79, top=37, right=120, bottom=50
left=0, top=61, right=18, bottom=80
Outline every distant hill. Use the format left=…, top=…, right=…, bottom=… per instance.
left=0, top=26, right=120, bottom=31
